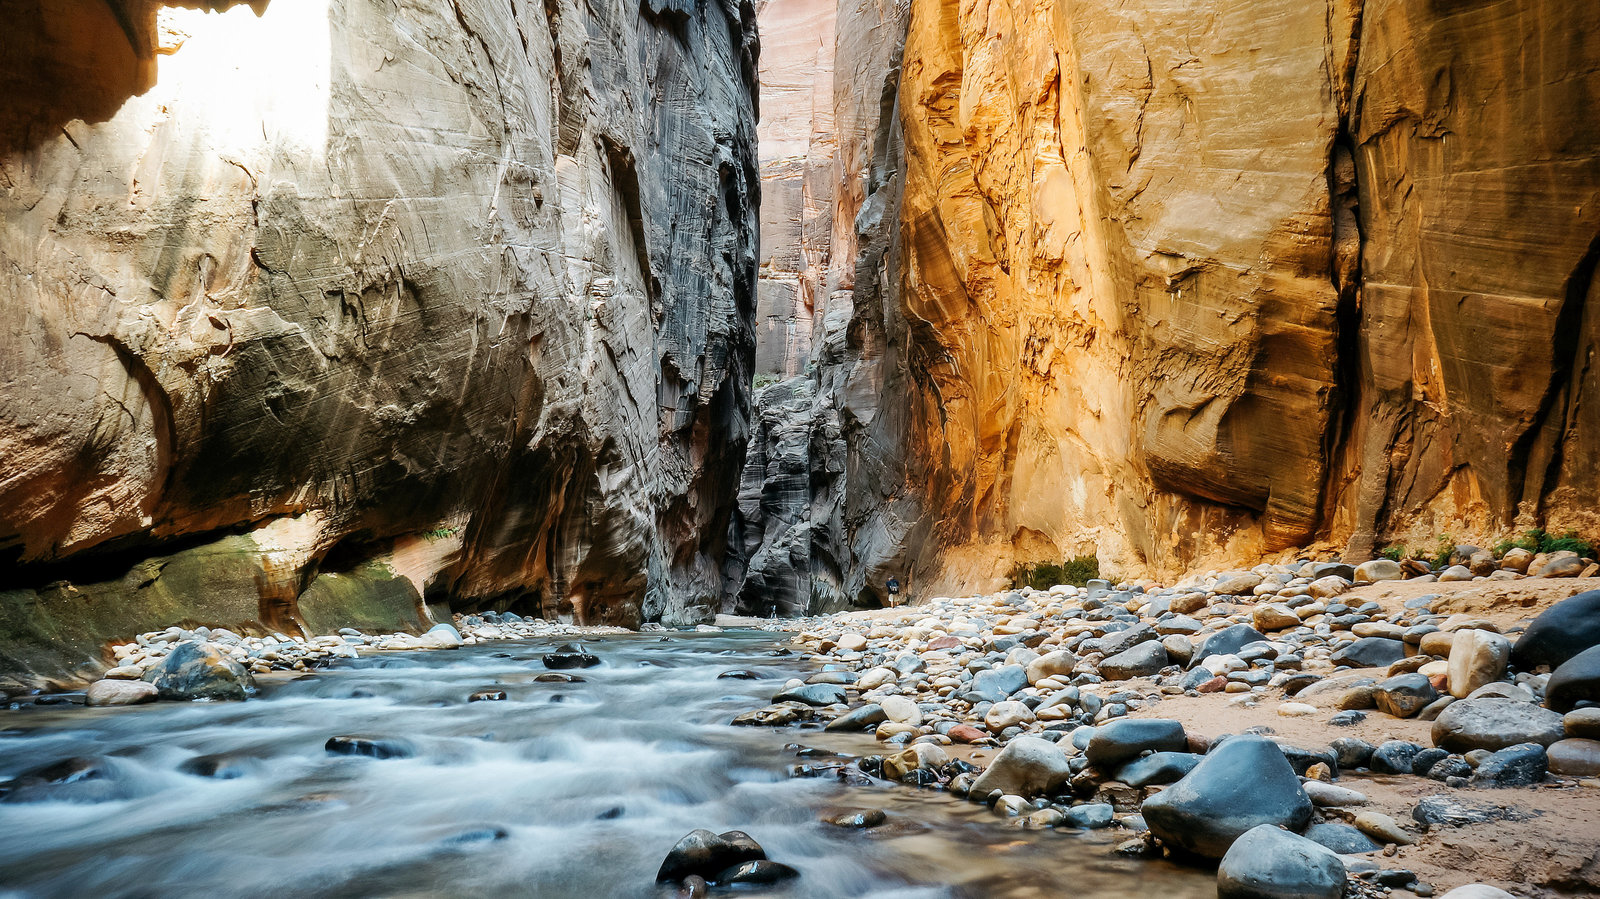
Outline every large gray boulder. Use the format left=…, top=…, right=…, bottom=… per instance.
left=143, top=642, right=252, bottom=701
left=1512, top=590, right=1600, bottom=671
left=1546, top=644, right=1600, bottom=712
left=1142, top=735, right=1312, bottom=858
left=1218, top=825, right=1346, bottom=899
left=1432, top=698, right=1565, bottom=752
left=1085, top=718, right=1188, bottom=768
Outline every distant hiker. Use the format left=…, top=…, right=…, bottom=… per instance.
left=886, top=576, right=902, bottom=606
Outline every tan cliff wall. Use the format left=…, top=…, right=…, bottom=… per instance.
left=0, top=0, right=758, bottom=682
left=880, top=0, right=1600, bottom=591
left=735, top=0, right=1600, bottom=608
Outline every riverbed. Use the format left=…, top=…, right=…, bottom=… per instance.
left=0, top=631, right=1213, bottom=898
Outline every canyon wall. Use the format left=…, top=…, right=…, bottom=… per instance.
left=738, top=0, right=1600, bottom=608
left=0, top=0, right=758, bottom=683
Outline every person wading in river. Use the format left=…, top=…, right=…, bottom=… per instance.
left=885, top=576, right=902, bottom=607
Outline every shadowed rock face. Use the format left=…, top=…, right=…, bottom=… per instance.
left=737, top=0, right=1600, bottom=604
left=0, top=0, right=757, bottom=680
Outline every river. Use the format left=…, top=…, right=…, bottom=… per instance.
left=0, top=631, right=1214, bottom=898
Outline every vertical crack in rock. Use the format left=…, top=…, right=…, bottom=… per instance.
left=738, top=0, right=1600, bottom=604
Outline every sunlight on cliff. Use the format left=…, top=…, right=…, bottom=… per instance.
left=147, top=1, right=331, bottom=156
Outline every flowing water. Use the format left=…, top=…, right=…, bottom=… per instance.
left=0, top=631, right=1213, bottom=898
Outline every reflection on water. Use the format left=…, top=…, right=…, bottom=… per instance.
left=0, top=632, right=1212, bottom=898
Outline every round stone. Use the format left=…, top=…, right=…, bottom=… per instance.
left=1218, top=824, right=1346, bottom=899
left=1432, top=698, right=1565, bottom=752
left=1141, top=735, right=1312, bottom=859
left=1546, top=738, right=1600, bottom=777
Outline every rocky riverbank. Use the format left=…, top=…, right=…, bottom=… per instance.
left=727, top=566, right=1600, bottom=899
left=3, top=612, right=639, bottom=709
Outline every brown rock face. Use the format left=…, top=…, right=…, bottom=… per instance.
left=740, top=0, right=1600, bottom=602
left=0, top=0, right=758, bottom=679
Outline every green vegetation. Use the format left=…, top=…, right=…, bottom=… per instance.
left=1497, top=528, right=1594, bottom=558
left=1430, top=535, right=1455, bottom=569
left=422, top=526, right=459, bottom=541
left=753, top=373, right=780, bottom=391
left=1378, top=544, right=1406, bottom=562
left=1010, top=555, right=1100, bottom=590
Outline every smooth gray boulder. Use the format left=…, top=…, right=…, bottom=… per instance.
left=1218, top=825, right=1346, bottom=899
left=1512, top=590, right=1600, bottom=671
left=1142, top=735, right=1312, bottom=858
left=1432, top=698, right=1565, bottom=752
left=1085, top=718, right=1187, bottom=769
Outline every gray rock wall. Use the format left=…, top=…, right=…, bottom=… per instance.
left=0, top=0, right=757, bottom=682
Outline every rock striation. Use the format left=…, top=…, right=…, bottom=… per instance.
left=740, top=0, right=1600, bottom=602
left=0, top=0, right=758, bottom=684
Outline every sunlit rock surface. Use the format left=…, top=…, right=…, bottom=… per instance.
left=740, top=0, right=1600, bottom=604
left=0, top=0, right=758, bottom=681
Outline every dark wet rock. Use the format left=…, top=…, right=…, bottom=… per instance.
left=1329, top=710, right=1367, bottom=727
left=0, top=756, right=130, bottom=803
left=1115, top=752, right=1201, bottom=787
left=1432, top=698, right=1565, bottom=752
left=178, top=753, right=258, bottom=779
left=821, top=808, right=886, bottom=828
left=1511, top=590, right=1600, bottom=671
left=533, top=673, right=584, bottom=683
left=1085, top=718, right=1187, bottom=769
left=1427, top=757, right=1473, bottom=780
left=715, top=859, right=799, bottom=885
left=731, top=703, right=816, bottom=727
left=1305, top=821, right=1381, bottom=854
left=1370, top=740, right=1422, bottom=774
left=1142, top=735, right=1312, bottom=859
left=1409, top=747, right=1450, bottom=776
left=1217, top=824, right=1346, bottom=899
left=1100, top=642, right=1169, bottom=680
left=469, top=690, right=507, bottom=702
left=772, top=683, right=847, bottom=706
left=443, top=826, right=509, bottom=844
left=656, top=829, right=766, bottom=883
left=676, top=875, right=709, bottom=898
left=1331, top=737, right=1376, bottom=769
left=325, top=735, right=417, bottom=760
left=1546, top=644, right=1600, bottom=713
left=1470, top=743, right=1548, bottom=787
left=825, top=704, right=887, bottom=732
left=1331, top=638, right=1408, bottom=669
left=1412, top=794, right=1535, bottom=829
left=1062, top=802, right=1115, bottom=829
left=144, top=642, right=252, bottom=701
left=1268, top=741, right=1338, bottom=777
left=1375, top=673, right=1440, bottom=718
left=1195, top=625, right=1269, bottom=666
left=542, top=647, right=600, bottom=669
left=717, top=669, right=763, bottom=680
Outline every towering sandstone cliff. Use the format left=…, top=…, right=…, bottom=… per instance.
left=0, top=0, right=758, bottom=680
left=734, top=0, right=1600, bottom=609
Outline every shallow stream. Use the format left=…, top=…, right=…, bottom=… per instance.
left=0, top=631, right=1213, bottom=898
